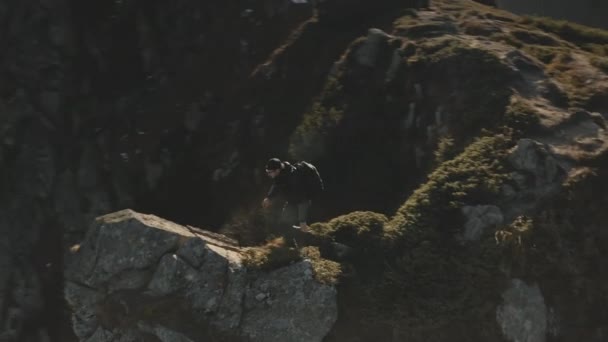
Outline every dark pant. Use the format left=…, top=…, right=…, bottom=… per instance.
left=279, top=200, right=311, bottom=226
left=271, top=200, right=311, bottom=247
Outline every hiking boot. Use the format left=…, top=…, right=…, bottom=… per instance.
left=293, top=224, right=310, bottom=232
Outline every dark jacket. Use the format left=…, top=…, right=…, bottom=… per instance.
left=267, top=162, right=308, bottom=204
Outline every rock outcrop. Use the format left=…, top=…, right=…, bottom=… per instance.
left=65, top=210, right=337, bottom=342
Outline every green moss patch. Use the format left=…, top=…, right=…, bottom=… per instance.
left=520, top=16, right=608, bottom=57
left=332, top=134, right=515, bottom=334
left=242, top=237, right=342, bottom=285
left=386, top=134, right=512, bottom=242
left=314, top=211, right=388, bottom=252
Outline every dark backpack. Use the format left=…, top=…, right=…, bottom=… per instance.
left=294, top=161, right=324, bottom=198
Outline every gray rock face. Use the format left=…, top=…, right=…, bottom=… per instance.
left=65, top=209, right=338, bottom=342
left=241, top=261, right=337, bottom=342
left=461, top=205, right=504, bottom=241
left=508, top=139, right=563, bottom=187
left=497, top=279, right=548, bottom=342
left=503, top=139, right=566, bottom=219
left=355, top=28, right=392, bottom=67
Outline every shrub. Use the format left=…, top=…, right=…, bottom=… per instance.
left=386, top=134, right=512, bottom=242
left=326, top=211, right=388, bottom=250
left=362, top=135, right=515, bottom=329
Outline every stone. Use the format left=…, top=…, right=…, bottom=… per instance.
left=153, top=325, right=195, bottom=342
left=355, top=28, right=392, bottom=67
left=240, top=261, right=337, bottom=342
left=65, top=210, right=191, bottom=287
left=65, top=210, right=338, bottom=341
left=461, top=205, right=504, bottom=241
left=508, top=139, right=564, bottom=187
left=176, top=237, right=207, bottom=268
left=496, top=279, right=548, bottom=342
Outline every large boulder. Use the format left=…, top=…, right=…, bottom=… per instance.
left=65, top=209, right=338, bottom=342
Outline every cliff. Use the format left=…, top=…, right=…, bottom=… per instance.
left=1, top=0, right=608, bottom=341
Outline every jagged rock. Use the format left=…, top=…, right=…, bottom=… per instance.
left=138, top=322, right=195, bottom=342
left=385, top=49, right=403, bottom=82
left=241, top=261, right=337, bottom=342
left=64, top=282, right=105, bottom=340
left=496, top=279, right=548, bottom=342
left=355, top=28, right=392, bottom=67
left=65, top=210, right=338, bottom=341
left=507, top=139, right=564, bottom=188
left=461, top=205, right=504, bottom=241
left=66, top=210, right=188, bottom=289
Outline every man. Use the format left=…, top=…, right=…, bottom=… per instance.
left=262, top=158, right=322, bottom=233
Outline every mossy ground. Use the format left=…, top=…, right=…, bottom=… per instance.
left=320, top=134, right=516, bottom=340
left=242, top=237, right=341, bottom=285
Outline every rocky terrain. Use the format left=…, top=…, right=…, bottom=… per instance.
left=495, top=0, right=608, bottom=29
left=65, top=210, right=337, bottom=342
left=1, top=0, right=608, bottom=341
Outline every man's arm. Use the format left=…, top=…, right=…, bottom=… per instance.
left=262, top=183, right=276, bottom=209
left=267, top=183, right=277, bottom=198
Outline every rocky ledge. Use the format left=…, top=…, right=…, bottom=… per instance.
left=64, top=209, right=337, bottom=342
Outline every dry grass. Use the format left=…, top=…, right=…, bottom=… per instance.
left=242, top=238, right=342, bottom=285
left=242, top=237, right=301, bottom=270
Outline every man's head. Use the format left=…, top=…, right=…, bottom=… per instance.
left=265, top=158, right=283, bottom=178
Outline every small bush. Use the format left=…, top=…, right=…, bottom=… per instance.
left=326, top=211, right=388, bottom=250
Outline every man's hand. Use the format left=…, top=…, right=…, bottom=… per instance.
left=262, top=197, right=271, bottom=209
